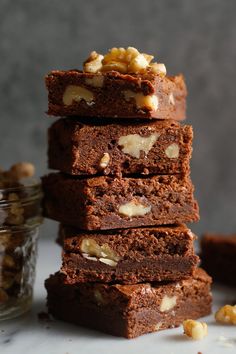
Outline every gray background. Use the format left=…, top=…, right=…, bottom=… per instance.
left=0, top=0, right=236, bottom=239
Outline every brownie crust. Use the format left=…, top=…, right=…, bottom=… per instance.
left=45, top=268, right=212, bottom=338
left=60, top=224, right=199, bottom=284
left=48, top=118, right=192, bottom=176
left=201, top=233, right=236, bottom=287
left=42, top=173, right=199, bottom=230
left=46, top=70, right=187, bottom=120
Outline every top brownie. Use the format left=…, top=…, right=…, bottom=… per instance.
left=46, top=47, right=187, bottom=120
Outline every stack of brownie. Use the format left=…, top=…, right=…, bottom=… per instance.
left=42, top=47, right=212, bottom=338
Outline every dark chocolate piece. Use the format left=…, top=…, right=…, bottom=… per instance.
left=42, top=173, right=199, bottom=230
left=60, top=224, right=199, bottom=284
left=48, top=118, right=192, bottom=176
left=201, top=233, right=236, bottom=287
left=45, top=70, right=186, bottom=120
left=45, top=268, right=212, bottom=339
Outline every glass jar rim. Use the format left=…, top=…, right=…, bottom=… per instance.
left=0, top=217, right=43, bottom=233
left=0, top=178, right=42, bottom=205
left=0, top=178, right=41, bottom=193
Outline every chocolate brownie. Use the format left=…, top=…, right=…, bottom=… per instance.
left=42, top=173, right=199, bottom=230
left=60, top=224, right=199, bottom=284
left=45, top=268, right=212, bottom=338
left=48, top=118, right=192, bottom=176
left=45, top=70, right=186, bottom=120
left=201, top=233, right=236, bottom=287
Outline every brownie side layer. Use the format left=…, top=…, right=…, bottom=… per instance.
left=42, top=173, right=199, bottom=230
left=201, top=233, right=236, bottom=287
left=48, top=118, right=192, bottom=176
left=45, top=70, right=186, bottom=120
left=45, top=268, right=212, bottom=339
left=60, top=224, right=199, bottom=284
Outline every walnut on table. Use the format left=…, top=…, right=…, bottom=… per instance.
left=215, top=305, right=236, bottom=325
left=183, top=319, right=208, bottom=340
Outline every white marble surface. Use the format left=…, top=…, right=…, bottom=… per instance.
left=0, top=238, right=236, bottom=354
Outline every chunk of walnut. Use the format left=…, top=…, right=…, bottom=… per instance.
left=118, top=200, right=151, bottom=218
left=165, top=143, right=179, bottom=159
left=215, top=305, right=236, bottom=325
left=160, top=295, right=177, bottom=312
left=83, top=51, right=104, bottom=73
left=80, top=238, right=120, bottom=266
left=83, top=47, right=167, bottom=75
left=123, top=90, right=158, bottom=111
left=63, top=85, right=94, bottom=106
left=6, top=193, right=24, bottom=225
left=183, top=320, right=208, bottom=340
left=118, top=133, right=159, bottom=158
left=99, top=153, right=110, bottom=169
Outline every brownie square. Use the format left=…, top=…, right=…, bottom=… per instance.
left=42, top=173, right=199, bottom=230
left=60, top=224, right=199, bottom=284
left=45, top=70, right=186, bottom=120
left=48, top=118, right=192, bottom=176
left=45, top=268, right=212, bottom=338
left=201, top=233, right=236, bottom=287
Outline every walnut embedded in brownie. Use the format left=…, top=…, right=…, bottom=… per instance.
left=42, top=173, right=199, bottom=230
left=201, top=233, right=236, bottom=287
left=48, top=118, right=192, bottom=176
left=45, top=268, right=212, bottom=339
left=60, top=224, right=199, bottom=284
left=45, top=70, right=186, bottom=120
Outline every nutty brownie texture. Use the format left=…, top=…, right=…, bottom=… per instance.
left=48, top=118, right=192, bottom=176
left=201, top=233, right=236, bottom=287
left=60, top=224, right=199, bottom=284
left=45, top=268, right=212, bottom=338
left=45, top=70, right=186, bottom=120
left=42, top=173, right=199, bottom=230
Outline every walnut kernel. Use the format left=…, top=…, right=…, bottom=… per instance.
left=183, top=320, right=208, bottom=340
left=169, top=92, right=175, bottom=105
left=160, top=295, right=177, bottom=312
left=165, top=143, right=179, bottom=159
left=149, top=63, right=166, bottom=76
left=215, top=305, right=236, bottom=325
left=118, top=133, right=159, bottom=158
left=118, top=200, right=151, bottom=218
left=83, top=51, right=104, bottom=73
left=81, top=253, right=98, bottom=261
left=99, top=153, right=110, bottom=169
left=123, top=90, right=158, bottom=111
left=99, top=258, right=117, bottom=267
left=63, top=85, right=94, bottom=106
left=80, top=238, right=120, bottom=266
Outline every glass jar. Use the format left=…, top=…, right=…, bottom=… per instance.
left=0, top=180, right=43, bottom=320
